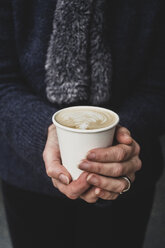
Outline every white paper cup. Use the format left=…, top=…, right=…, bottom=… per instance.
left=52, top=106, right=119, bottom=180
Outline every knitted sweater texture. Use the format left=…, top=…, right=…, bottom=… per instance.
left=0, top=0, right=165, bottom=199
left=45, top=0, right=112, bottom=106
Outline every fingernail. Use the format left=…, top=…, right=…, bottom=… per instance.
left=87, top=152, right=96, bottom=160
left=87, top=174, right=93, bottom=181
left=95, top=188, right=101, bottom=195
left=59, top=174, right=69, bottom=185
left=79, top=162, right=90, bottom=170
left=87, top=175, right=98, bottom=185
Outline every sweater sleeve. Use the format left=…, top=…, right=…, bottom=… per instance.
left=118, top=80, right=165, bottom=141
left=0, top=1, right=57, bottom=166
left=118, top=9, right=165, bottom=140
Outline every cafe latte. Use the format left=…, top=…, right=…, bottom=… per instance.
left=52, top=106, right=119, bottom=179
left=55, top=107, right=116, bottom=130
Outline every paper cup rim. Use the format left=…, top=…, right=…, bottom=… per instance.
left=52, top=106, right=119, bottom=133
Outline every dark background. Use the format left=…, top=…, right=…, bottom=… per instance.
left=0, top=135, right=165, bottom=248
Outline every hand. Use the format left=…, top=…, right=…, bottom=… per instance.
left=43, top=124, right=91, bottom=200
left=79, top=126, right=142, bottom=203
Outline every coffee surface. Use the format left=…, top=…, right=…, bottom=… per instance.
left=55, top=108, right=115, bottom=130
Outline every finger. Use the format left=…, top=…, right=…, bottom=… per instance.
left=87, top=141, right=139, bottom=163
left=86, top=173, right=135, bottom=193
left=95, top=188, right=119, bottom=200
left=115, top=126, right=133, bottom=145
left=53, top=172, right=91, bottom=200
left=80, top=187, right=99, bottom=203
left=52, top=178, right=58, bottom=188
left=80, top=186, right=119, bottom=202
left=79, top=156, right=142, bottom=177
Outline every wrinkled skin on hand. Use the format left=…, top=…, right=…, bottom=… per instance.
left=43, top=125, right=141, bottom=203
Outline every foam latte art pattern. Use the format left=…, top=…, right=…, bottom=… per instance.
left=55, top=108, right=115, bottom=130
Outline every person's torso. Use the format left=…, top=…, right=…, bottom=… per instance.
left=11, top=0, right=161, bottom=107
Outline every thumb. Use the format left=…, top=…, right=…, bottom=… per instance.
left=45, top=156, right=72, bottom=185
left=43, top=125, right=72, bottom=184
left=43, top=146, right=72, bottom=185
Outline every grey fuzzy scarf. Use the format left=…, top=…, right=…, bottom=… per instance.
left=45, top=0, right=112, bottom=106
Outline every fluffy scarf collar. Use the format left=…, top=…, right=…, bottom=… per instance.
left=45, top=0, right=112, bottom=107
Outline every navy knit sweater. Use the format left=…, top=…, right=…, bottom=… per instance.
left=0, top=0, right=165, bottom=199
